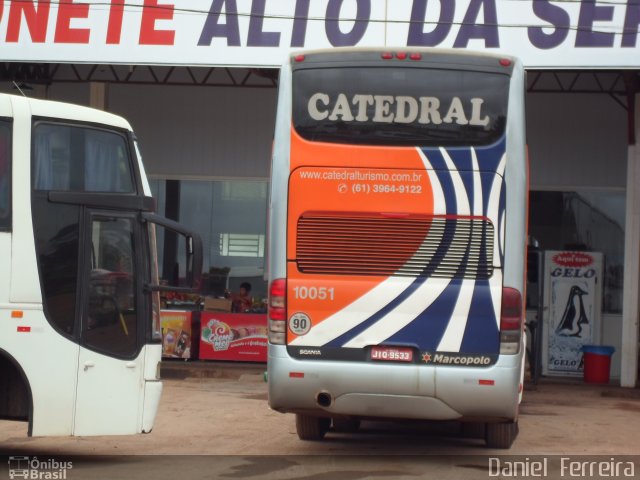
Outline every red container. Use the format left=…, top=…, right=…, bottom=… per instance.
left=582, top=345, right=615, bottom=384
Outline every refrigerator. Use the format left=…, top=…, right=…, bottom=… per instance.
left=541, top=251, right=603, bottom=377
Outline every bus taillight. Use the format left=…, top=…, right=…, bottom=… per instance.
left=382, top=52, right=422, bottom=61
left=500, top=287, right=523, bottom=355
left=269, top=278, right=287, bottom=345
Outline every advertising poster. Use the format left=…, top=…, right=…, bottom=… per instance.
left=542, top=251, right=603, bottom=376
left=161, top=310, right=193, bottom=359
left=200, top=313, right=268, bottom=362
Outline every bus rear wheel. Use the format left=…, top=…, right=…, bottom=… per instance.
left=295, top=414, right=331, bottom=440
left=485, top=420, right=519, bottom=449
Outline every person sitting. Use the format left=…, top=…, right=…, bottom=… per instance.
left=230, top=282, right=253, bottom=313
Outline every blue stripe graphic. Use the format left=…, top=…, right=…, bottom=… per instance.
left=321, top=137, right=507, bottom=354
left=460, top=280, right=500, bottom=353
left=384, top=280, right=464, bottom=350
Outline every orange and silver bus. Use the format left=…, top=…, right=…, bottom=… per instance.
left=0, top=93, right=201, bottom=436
left=267, top=49, right=527, bottom=449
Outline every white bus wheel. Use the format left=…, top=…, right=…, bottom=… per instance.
left=295, top=414, right=330, bottom=440
left=485, top=421, right=519, bottom=449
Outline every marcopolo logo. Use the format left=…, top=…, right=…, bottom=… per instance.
left=422, top=352, right=494, bottom=366
left=8, top=457, right=72, bottom=480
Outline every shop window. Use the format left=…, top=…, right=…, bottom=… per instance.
left=528, top=190, right=625, bottom=314
left=150, top=179, right=268, bottom=302
left=220, top=233, right=265, bottom=257
left=221, top=181, right=268, bottom=201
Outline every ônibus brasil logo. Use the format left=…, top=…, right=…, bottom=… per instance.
left=7, top=456, right=72, bottom=480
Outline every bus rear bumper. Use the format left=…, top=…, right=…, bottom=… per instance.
left=267, top=345, right=522, bottom=423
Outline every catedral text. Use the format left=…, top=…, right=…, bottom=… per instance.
left=308, top=93, right=490, bottom=126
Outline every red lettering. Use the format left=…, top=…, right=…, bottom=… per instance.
left=6, top=0, right=51, bottom=43
left=139, top=0, right=175, bottom=45
left=106, top=0, right=125, bottom=44
left=54, top=0, right=90, bottom=44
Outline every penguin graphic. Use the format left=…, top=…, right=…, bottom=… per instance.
left=555, top=285, right=589, bottom=337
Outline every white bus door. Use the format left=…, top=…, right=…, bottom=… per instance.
left=74, top=212, right=144, bottom=435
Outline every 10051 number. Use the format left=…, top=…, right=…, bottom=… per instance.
left=293, top=286, right=335, bottom=301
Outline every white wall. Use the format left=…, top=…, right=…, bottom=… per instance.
left=602, top=314, right=623, bottom=379
left=3, top=82, right=628, bottom=190
left=108, top=84, right=277, bottom=179
left=0, top=82, right=89, bottom=106
left=104, top=86, right=628, bottom=189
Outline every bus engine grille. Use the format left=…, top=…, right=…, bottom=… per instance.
left=296, top=213, right=495, bottom=279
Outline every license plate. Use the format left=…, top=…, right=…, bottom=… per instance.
left=370, top=346, right=413, bottom=362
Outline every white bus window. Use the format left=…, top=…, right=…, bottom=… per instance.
left=86, top=216, right=138, bottom=357
left=33, top=123, right=134, bottom=193
left=0, top=121, right=10, bottom=229
left=36, top=204, right=80, bottom=335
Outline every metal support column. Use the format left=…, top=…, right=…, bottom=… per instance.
left=89, top=82, right=107, bottom=110
left=621, top=89, right=640, bottom=388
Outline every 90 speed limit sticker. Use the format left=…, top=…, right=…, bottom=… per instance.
left=289, top=312, right=312, bottom=336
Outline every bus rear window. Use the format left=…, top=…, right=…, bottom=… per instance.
left=33, top=123, right=134, bottom=193
left=293, top=67, right=509, bottom=147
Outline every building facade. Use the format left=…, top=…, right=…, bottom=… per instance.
left=1, top=0, right=638, bottom=385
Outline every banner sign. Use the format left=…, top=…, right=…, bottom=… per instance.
left=200, top=312, right=267, bottom=362
left=542, top=251, right=603, bottom=377
left=0, top=0, right=638, bottom=69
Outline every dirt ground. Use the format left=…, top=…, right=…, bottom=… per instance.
left=1, top=363, right=640, bottom=456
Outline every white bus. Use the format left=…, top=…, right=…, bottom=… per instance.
left=267, top=49, right=528, bottom=448
left=0, top=93, right=201, bottom=436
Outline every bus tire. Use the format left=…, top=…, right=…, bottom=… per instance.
left=485, top=421, right=519, bottom=449
left=295, top=414, right=330, bottom=441
left=332, top=417, right=360, bottom=433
